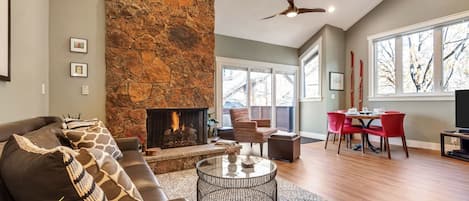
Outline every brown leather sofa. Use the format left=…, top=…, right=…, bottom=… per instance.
left=0, top=117, right=186, bottom=201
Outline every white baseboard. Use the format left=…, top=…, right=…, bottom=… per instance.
left=300, top=132, right=456, bottom=151
left=367, top=135, right=459, bottom=151
left=367, top=135, right=440, bottom=150
left=300, top=131, right=327, bottom=140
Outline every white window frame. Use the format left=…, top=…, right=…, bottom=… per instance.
left=215, top=57, right=300, bottom=133
left=299, top=37, right=323, bottom=102
left=368, top=10, right=469, bottom=102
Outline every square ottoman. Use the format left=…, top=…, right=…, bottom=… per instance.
left=268, top=132, right=300, bottom=162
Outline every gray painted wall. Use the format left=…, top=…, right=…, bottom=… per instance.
left=345, top=0, right=469, bottom=143
left=299, top=25, right=346, bottom=134
left=215, top=34, right=299, bottom=66
left=49, top=0, right=106, bottom=120
left=0, top=0, right=49, bottom=123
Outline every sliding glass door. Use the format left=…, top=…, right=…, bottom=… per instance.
left=250, top=69, right=272, bottom=121
left=218, top=58, right=298, bottom=132
left=275, top=71, right=295, bottom=132
left=221, top=67, right=248, bottom=127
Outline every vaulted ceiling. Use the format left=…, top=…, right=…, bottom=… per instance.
left=215, top=0, right=383, bottom=48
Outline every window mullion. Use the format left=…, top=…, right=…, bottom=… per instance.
left=395, top=37, right=403, bottom=95
left=433, top=28, right=443, bottom=93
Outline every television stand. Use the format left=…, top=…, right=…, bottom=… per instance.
left=440, top=131, right=469, bottom=162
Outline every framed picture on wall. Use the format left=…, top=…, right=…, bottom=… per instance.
left=329, top=72, right=344, bottom=91
left=70, top=62, right=88, bottom=78
left=70, top=37, right=88, bottom=53
left=0, top=0, right=10, bottom=81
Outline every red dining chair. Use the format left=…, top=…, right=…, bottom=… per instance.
left=335, top=110, right=361, bottom=147
left=326, top=112, right=364, bottom=154
left=373, top=110, right=402, bottom=151
left=363, top=113, right=409, bottom=159
left=385, top=111, right=400, bottom=114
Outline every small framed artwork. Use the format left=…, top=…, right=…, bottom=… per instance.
left=70, top=37, right=88, bottom=53
left=0, top=0, right=10, bottom=81
left=70, top=62, right=88, bottom=78
left=329, top=72, right=344, bottom=91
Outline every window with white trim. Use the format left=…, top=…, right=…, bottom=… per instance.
left=370, top=14, right=469, bottom=100
left=300, top=39, right=321, bottom=100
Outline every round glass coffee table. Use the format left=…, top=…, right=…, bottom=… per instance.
left=196, top=155, right=277, bottom=201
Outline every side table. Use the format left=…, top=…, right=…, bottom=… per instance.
left=440, top=131, right=469, bottom=162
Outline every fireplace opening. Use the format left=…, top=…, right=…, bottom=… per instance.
left=147, top=108, right=208, bottom=149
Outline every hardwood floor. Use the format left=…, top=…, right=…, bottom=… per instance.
left=242, top=141, right=469, bottom=201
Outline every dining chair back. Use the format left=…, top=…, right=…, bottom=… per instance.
left=381, top=113, right=406, bottom=137
left=364, top=113, right=408, bottom=159
left=327, top=112, right=346, bottom=134
left=385, top=111, right=401, bottom=114
left=326, top=112, right=364, bottom=154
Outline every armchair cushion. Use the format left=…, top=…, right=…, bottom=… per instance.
left=252, top=119, right=271, bottom=127
left=234, top=121, right=257, bottom=129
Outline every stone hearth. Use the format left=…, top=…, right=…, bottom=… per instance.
left=105, top=0, right=215, bottom=142
left=144, top=144, right=242, bottom=174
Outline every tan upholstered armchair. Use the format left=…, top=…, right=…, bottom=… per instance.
left=229, top=108, right=278, bottom=156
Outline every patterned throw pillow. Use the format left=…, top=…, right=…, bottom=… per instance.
left=76, top=149, right=143, bottom=201
left=63, top=121, right=124, bottom=159
left=63, top=118, right=99, bottom=129
left=0, top=134, right=108, bottom=201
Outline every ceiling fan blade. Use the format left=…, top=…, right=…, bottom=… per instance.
left=261, top=14, right=279, bottom=20
left=261, top=8, right=291, bottom=20
left=287, top=0, right=295, bottom=8
left=298, top=8, right=326, bottom=14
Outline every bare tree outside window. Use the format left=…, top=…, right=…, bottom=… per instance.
left=372, top=17, right=469, bottom=98
left=376, top=38, right=396, bottom=94
left=403, top=30, right=434, bottom=93
left=443, top=21, right=469, bottom=92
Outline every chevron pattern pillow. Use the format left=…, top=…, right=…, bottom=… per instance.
left=76, top=149, right=143, bottom=201
left=0, top=134, right=107, bottom=201
left=63, top=121, right=123, bottom=159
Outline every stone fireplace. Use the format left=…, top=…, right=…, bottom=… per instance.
left=147, top=108, right=208, bottom=149
left=104, top=0, right=215, bottom=143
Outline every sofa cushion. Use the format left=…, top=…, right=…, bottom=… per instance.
left=0, top=134, right=107, bottom=201
left=63, top=121, right=123, bottom=159
left=0, top=176, right=13, bottom=201
left=76, top=149, right=143, bottom=201
left=0, top=117, right=62, bottom=142
left=23, top=122, right=64, bottom=149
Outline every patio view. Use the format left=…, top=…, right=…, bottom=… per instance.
left=221, top=67, right=296, bottom=132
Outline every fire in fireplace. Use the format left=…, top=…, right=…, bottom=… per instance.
left=147, top=108, right=208, bottom=149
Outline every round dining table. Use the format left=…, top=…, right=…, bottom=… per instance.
left=345, top=113, right=382, bottom=153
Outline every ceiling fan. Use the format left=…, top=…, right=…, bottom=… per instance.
left=262, top=0, right=326, bottom=20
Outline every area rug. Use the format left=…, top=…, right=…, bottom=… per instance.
left=301, top=137, right=323, bottom=144
left=156, top=169, right=325, bottom=201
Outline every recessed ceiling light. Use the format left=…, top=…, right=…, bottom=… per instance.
left=328, top=6, right=336, bottom=13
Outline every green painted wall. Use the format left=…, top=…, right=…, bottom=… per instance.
left=0, top=0, right=49, bottom=123
left=299, top=25, right=346, bottom=134
left=215, top=34, right=299, bottom=66
left=49, top=0, right=106, bottom=120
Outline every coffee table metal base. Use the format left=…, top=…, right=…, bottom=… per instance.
left=197, top=178, right=277, bottom=201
